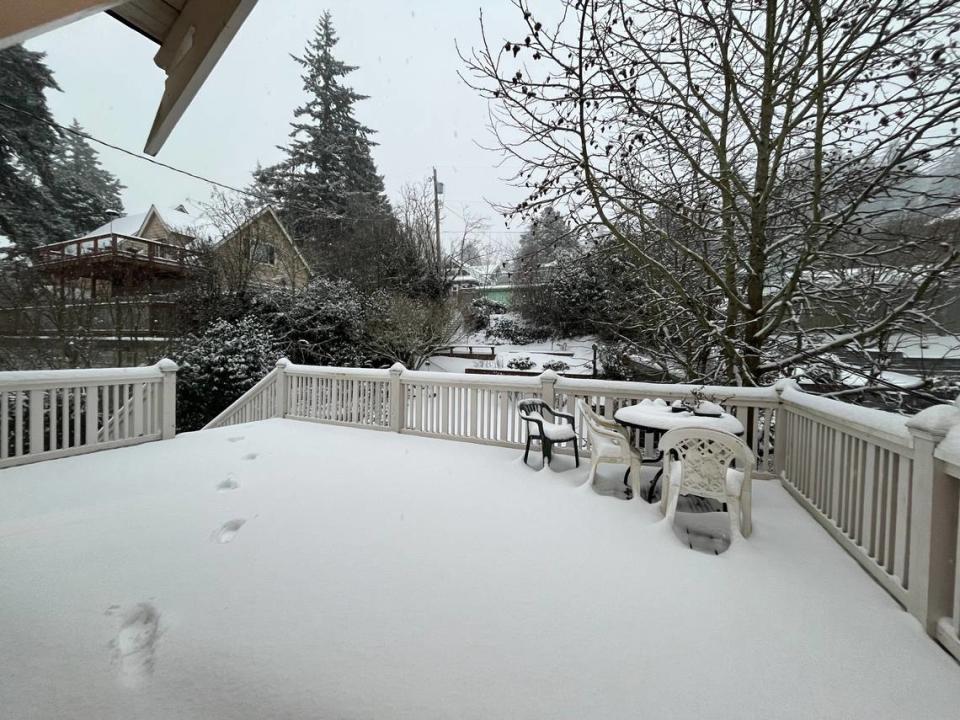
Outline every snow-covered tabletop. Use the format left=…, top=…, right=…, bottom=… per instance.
left=614, top=398, right=745, bottom=435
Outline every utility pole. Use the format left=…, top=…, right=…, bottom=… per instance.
left=432, top=167, right=443, bottom=275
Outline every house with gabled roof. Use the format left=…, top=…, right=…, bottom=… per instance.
left=0, top=203, right=310, bottom=366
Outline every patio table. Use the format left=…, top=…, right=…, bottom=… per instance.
left=613, top=399, right=744, bottom=500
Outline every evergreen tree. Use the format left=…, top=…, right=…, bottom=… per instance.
left=50, top=121, right=124, bottom=236
left=516, top=207, right=578, bottom=276
left=0, top=45, right=67, bottom=250
left=256, top=12, right=395, bottom=287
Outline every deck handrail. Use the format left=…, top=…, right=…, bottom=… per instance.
left=33, top=233, right=197, bottom=269
left=0, top=359, right=177, bottom=469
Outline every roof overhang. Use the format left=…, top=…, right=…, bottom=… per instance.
left=0, top=0, right=258, bottom=156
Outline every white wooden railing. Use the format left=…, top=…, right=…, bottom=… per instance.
left=0, top=359, right=177, bottom=469
left=203, top=360, right=960, bottom=663
left=776, top=380, right=960, bottom=664
left=204, top=361, right=780, bottom=467
left=932, top=418, right=960, bottom=664
left=777, top=383, right=916, bottom=606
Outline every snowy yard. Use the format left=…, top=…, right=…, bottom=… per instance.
left=2, top=419, right=959, bottom=719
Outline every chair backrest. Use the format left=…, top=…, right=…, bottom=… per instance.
left=659, top=427, right=754, bottom=499
left=576, top=400, right=624, bottom=447
left=518, top=398, right=547, bottom=421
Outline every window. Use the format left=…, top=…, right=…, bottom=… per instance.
left=252, top=242, right=276, bottom=266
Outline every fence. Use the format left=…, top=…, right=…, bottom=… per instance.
left=204, top=360, right=960, bottom=663
left=0, top=360, right=177, bottom=469
left=205, top=361, right=781, bottom=467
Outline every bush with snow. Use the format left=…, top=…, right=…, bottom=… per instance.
left=486, top=316, right=550, bottom=344
left=467, top=296, right=507, bottom=332
left=506, top=355, right=536, bottom=371
left=250, top=278, right=377, bottom=367
left=541, top=359, right=570, bottom=372
left=170, top=316, right=279, bottom=431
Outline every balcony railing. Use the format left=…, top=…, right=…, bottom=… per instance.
left=0, top=360, right=178, bottom=469
left=34, top=233, right=195, bottom=271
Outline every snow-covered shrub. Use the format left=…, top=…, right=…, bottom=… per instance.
left=171, top=316, right=279, bottom=431
left=506, top=355, right=536, bottom=370
left=251, top=278, right=376, bottom=367
left=541, top=359, right=570, bottom=372
left=486, top=316, right=550, bottom=344
left=467, top=296, right=507, bottom=332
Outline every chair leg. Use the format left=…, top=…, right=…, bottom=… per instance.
left=740, top=489, right=753, bottom=537
left=582, top=457, right=599, bottom=488
left=542, top=440, right=552, bottom=469
left=664, top=483, right=681, bottom=523
left=659, top=464, right=671, bottom=515
left=573, top=440, right=580, bottom=467
left=524, top=436, right=532, bottom=466
left=628, top=457, right=641, bottom=500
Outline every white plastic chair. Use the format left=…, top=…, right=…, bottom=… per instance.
left=577, top=400, right=643, bottom=497
left=658, top=427, right=753, bottom=538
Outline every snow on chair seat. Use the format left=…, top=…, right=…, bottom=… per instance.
left=658, top=427, right=753, bottom=539
left=518, top=399, right=579, bottom=469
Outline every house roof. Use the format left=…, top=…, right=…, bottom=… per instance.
left=80, top=204, right=204, bottom=240
left=0, top=1, right=259, bottom=155
left=211, top=205, right=311, bottom=274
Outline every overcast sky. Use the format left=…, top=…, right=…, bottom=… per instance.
left=25, top=1, right=527, bottom=251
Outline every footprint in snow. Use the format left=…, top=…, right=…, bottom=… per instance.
left=217, top=476, right=239, bottom=492
left=214, top=519, right=246, bottom=544
left=242, top=452, right=258, bottom=461
left=112, top=603, right=160, bottom=687
left=227, top=436, right=244, bottom=443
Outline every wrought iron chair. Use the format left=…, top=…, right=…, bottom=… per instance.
left=518, top=399, right=579, bottom=469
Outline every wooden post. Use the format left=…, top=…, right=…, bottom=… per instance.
left=389, top=363, right=405, bottom=433
left=275, top=358, right=290, bottom=419
left=905, top=404, right=960, bottom=635
left=157, top=358, right=178, bottom=440
left=540, top=369, right=558, bottom=409
left=772, top=379, right=798, bottom=480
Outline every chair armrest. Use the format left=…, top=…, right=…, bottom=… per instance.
left=551, top=410, right=576, bottom=425
left=521, top=417, right=545, bottom=436
left=542, top=404, right=575, bottom=427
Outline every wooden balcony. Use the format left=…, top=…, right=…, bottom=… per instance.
left=34, top=233, right=196, bottom=278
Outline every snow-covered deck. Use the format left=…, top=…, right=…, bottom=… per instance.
left=2, top=419, right=958, bottom=719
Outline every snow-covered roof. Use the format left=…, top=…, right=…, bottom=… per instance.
left=80, top=204, right=209, bottom=241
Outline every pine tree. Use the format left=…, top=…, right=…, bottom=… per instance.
left=256, top=11, right=394, bottom=285
left=50, top=120, right=124, bottom=236
left=0, top=45, right=67, bottom=251
left=517, top=208, right=578, bottom=275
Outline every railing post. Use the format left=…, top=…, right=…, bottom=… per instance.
left=772, top=379, right=797, bottom=480
left=540, top=369, right=558, bottom=408
left=157, top=358, right=179, bottom=440
left=905, top=403, right=960, bottom=636
left=275, top=358, right=290, bottom=418
left=389, top=363, right=405, bottom=433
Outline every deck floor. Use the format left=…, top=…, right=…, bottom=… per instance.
left=1, top=419, right=958, bottom=719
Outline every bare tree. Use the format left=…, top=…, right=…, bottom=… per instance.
left=363, top=293, right=463, bottom=369
left=396, top=179, right=493, bottom=288
left=464, top=0, right=960, bottom=385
